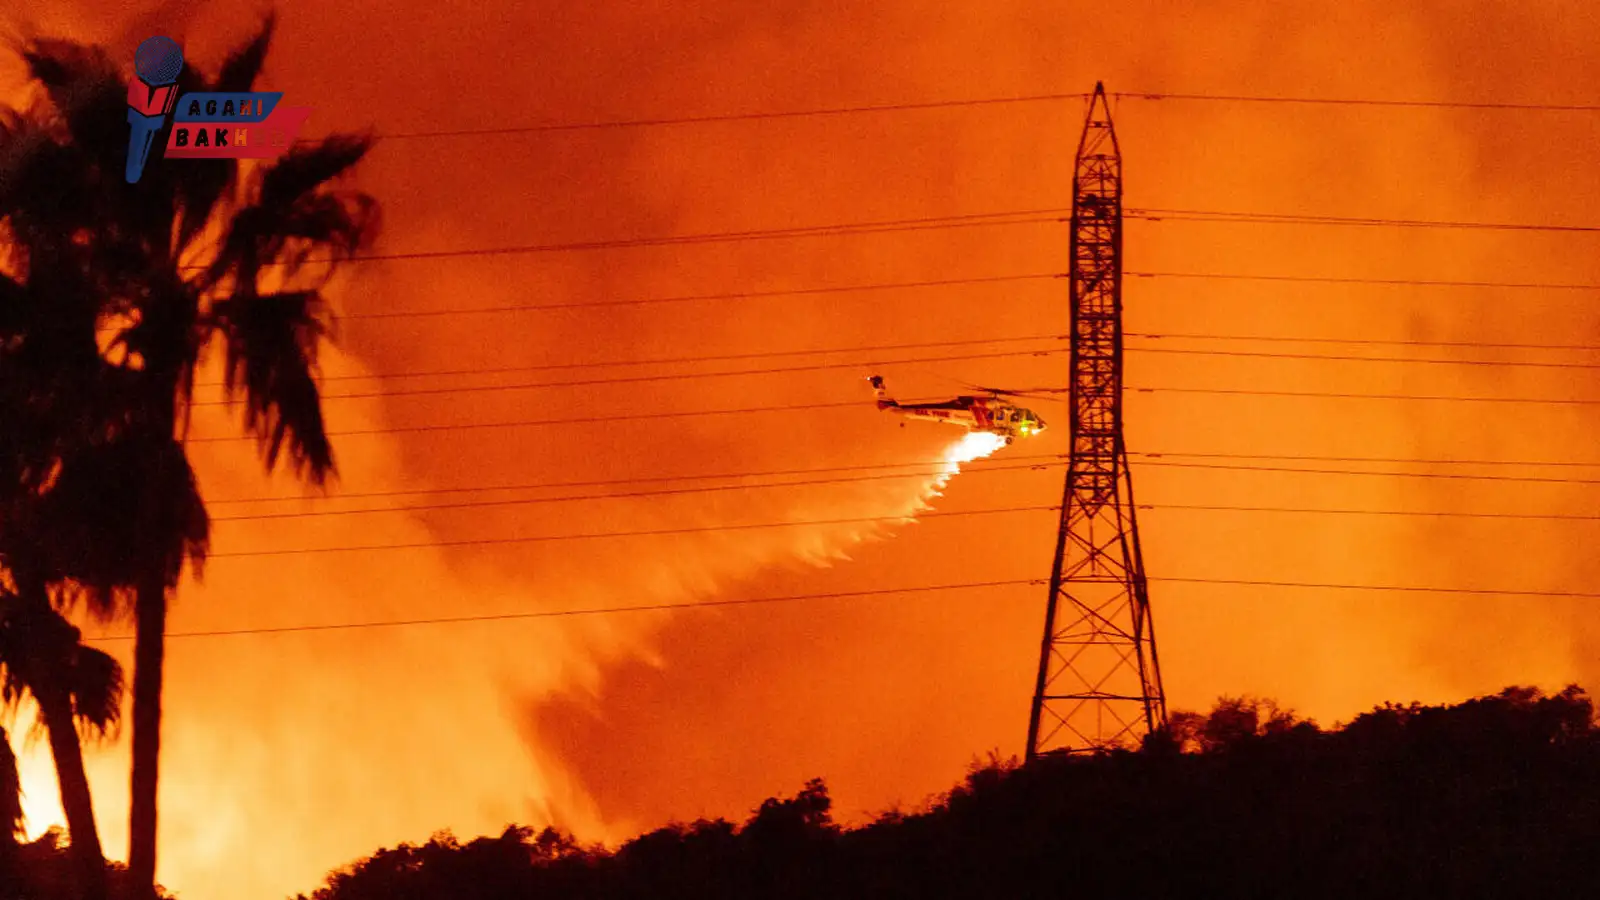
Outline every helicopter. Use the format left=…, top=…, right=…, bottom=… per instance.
left=868, top=375, right=1047, bottom=445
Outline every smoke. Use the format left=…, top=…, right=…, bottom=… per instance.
left=15, top=405, right=1004, bottom=897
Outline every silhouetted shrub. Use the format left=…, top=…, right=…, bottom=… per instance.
left=0, top=828, right=173, bottom=900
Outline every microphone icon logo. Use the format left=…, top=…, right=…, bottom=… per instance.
left=126, top=36, right=184, bottom=184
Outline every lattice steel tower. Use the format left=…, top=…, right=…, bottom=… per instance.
left=1026, top=84, right=1167, bottom=758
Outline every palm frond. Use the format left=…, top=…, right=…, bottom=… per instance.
left=0, top=106, right=54, bottom=223
left=210, top=290, right=335, bottom=483
left=214, top=13, right=276, bottom=93
left=20, top=39, right=126, bottom=179
left=50, top=582, right=129, bottom=628
left=206, top=134, right=378, bottom=289
left=0, top=130, right=100, bottom=246
left=19, top=38, right=113, bottom=113
left=67, top=644, right=122, bottom=741
left=164, top=11, right=274, bottom=252
left=10, top=256, right=113, bottom=385
left=0, top=593, right=32, bottom=712
left=32, top=433, right=210, bottom=594
left=112, top=274, right=204, bottom=386
left=163, top=11, right=279, bottom=251
left=259, top=134, right=373, bottom=212
left=124, top=62, right=215, bottom=257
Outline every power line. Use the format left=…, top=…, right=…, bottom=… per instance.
left=1130, top=207, right=1600, bottom=234
left=1151, top=577, right=1600, bottom=599
left=192, top=333, right=1600, bottom=399
left=320, top=88, right=1600, bottom=145
left=1128, top=345, right=1600, bottom=371
left=206, top=504, right=1061, bottom=558
left=191, top=346, right=1067, bottom=407
left=210, top=459, right=1066, bottom=522
left=204, top=452, right=1600, bottom=509
left=209, top=464, right=1600, bottom=524
left=335, top=273, right=1062, bottom=321
left=207, top=455, right=1067, bottom=505
left=203, top=331, right=1067, bottom=386
left=1118, top=91, right=1600, bottom=113
left=82, top=573, right=1600, bottom=643
left=87, top=579, right=1047, bottom=641
left=319, top=203, right=1600, bottom=269
left=1127, top=328, right=1600, bottom=353
left=1138, top=459, right=1600, bottom=487
left=372, top=92, right=1093, bottom=139
left=215, top=202, right=1600, bottom=277
left=1141, top=451, right=1600, bottom=468
left=276, top=345, right=1600, bottom=408
left=320, top=268, right=1600, bottom=324
left=1131, top=385, right=1600, bottom=406
left=204, top=496, right=1600, bottom=555
left=301, top=209, right=1071, bottom=268
left=184, top=382, right=1600, bottom=445
left=187, top=400, right=867, bottom=443
left=1127, top=270, right=1600, bottom=293
left=1143, top=503, right=1600, bottom=522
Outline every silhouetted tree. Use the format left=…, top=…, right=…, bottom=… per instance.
left=0, top=219, right=141, bottom=899
left=1, top=14, right=378, bottom=894
left=0, top=588, right=124, bottom=899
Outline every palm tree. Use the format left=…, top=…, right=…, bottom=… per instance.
left=3, top=56, right=198, bottom=900
left=4, top=14, right=378, bottom=894
left=0, top=587, right=124, bottom=900
left=0, top=126, right=129, bottom=900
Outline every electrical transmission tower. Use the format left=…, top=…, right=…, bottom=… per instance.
left=1026, top=83, right=1167, bottom=758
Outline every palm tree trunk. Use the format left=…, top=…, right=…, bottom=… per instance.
left=128, top=577, right=165, bottom=896
left=130, top=393, right=179, bottom=899
left=35, top=681, right=108, bottom=900
left=13, top=578, right=108, bottom=900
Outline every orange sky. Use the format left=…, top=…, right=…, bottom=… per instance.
left=4, top=1, right=1600, bottom=897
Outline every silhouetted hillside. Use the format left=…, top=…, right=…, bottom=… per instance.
left=292, top=685, right=1600, bottom=900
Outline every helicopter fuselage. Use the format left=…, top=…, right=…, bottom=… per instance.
left=869, top=376, right=1045, bottom=444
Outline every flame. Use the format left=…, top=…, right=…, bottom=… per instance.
left=12, top=707, right=63, bottom=841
